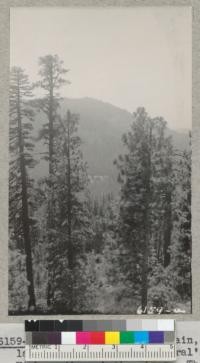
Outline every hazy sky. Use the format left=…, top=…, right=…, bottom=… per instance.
left=10, top=7, right=192, bottom=129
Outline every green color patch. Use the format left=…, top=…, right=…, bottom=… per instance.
left=120, top=331, right=134, bottom=344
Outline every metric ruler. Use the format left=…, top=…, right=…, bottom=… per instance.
left=25, top=343, right=176, bottom=361
left=25, top=319, right=176, bottom=361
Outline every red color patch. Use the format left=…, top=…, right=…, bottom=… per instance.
left=90, top=332, right=105, bottom=344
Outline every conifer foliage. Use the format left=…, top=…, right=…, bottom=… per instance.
left=9, top=67, right=36, bottom=310
left=9, top=57, right=192, bottom=314
left=35, top=55, right=69, bottom=307
left=115, top=108, right=191, bottom=312
left=48, top=110, right=91, bottom=312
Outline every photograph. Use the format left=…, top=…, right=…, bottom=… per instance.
left=9, top=6, right=192, bottom=314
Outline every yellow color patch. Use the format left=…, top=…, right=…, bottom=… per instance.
left=105, top=331, right=120, bottom=345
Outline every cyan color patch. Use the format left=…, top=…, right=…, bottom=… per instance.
left=134, top=331, right=149, bottom=344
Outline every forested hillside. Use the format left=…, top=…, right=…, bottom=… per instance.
left=9, top=55, right=191, bottom=314
left=31, top=97, right=190, bottom=198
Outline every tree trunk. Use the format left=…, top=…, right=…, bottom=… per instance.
left=67, top=111, right=73, bottom=268
left=47, top=68, right=55, bottom=308
left=141, top=232, right=149, bottom=312
left=141, top=124, right=152, bottom=313
left=17, top=80, right=36, bottom=309
left=66, top=110, right=74, bottom=311
left=49, top=84, right=54, bottom=176
left=163, top=190, right=172, bottom=267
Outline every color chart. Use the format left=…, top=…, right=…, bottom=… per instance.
left=25, top=320, right=176, bottom=361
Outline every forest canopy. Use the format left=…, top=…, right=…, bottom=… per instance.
left=9, top=55, right=191, bottom=314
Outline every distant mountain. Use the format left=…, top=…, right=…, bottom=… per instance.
left=60, top=97, right=133, bottom=176
left=32, top=97, right=190, bottom=197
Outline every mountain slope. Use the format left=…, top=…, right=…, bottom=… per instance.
left=60, top=97, right=133, bottom=176
left=32, top=97, right=190, bottom=196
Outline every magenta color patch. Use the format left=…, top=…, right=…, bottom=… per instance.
left=76, top=332, right=91, bottom=344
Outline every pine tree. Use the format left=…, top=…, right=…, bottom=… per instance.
left=36, top=54, right=69, bottom=174
left=115, top=107, right=174, bottom=312
left=169, top=135, right=192, bottom=303
left=49, top=110, right=92, bottom=312
left=80, top=194, right=121, bottom=313
left=9, top=67, right=36, bottom=310
left=99, top=197, right=122, bottom=313
left=36, top=55, right=69, bottom=306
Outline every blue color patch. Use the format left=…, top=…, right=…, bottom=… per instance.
left=149, top=331, right=164, bottom=344
left=134, top=331, right=149, bottom=344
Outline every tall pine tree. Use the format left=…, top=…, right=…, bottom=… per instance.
left=49, top=110, right=91, bottom=312
left=36, top=55, right=69, bottom=306
left=115, top=107, right=174, bottom=312
left=9, top=67, right=36, bottom=310
left=169, top=136, right=192, bottom=303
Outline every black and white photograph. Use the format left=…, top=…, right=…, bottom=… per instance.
left=9, top=6, right=192, bottom=314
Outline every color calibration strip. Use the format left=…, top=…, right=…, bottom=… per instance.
left=25, top=319, right=174, bottom=332
left=26, top=330, right=175, bottom=345
left=25, top=320, right=175, bottom=361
